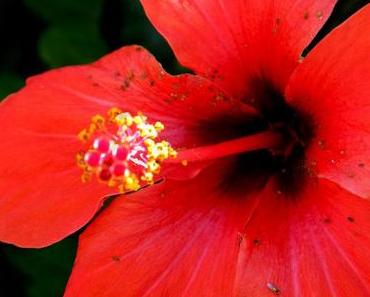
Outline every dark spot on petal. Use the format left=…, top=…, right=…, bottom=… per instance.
left=323, top=217, right=331, bottom=224
left=253, top=239, right=261, bottom=246
left=358, top=163, right=365, bottom=168
left=135, top=46, right=142, bottom=51
left=273, top=18, right=282, bottom=33
left=149, top=80, right=155, bottom=86
left=304, top=12, right=310, bottom=20
left=164, top=97, right=175, bottom=104
left=121, top=79, right=130, bottom=90
left=347, top=216, right=355, bottom=223
left=208, top=69, right=219, bottom=80
left=127, top=70, right=135, bottom=80
left=112, top=256, right=121, bottom=262
left=92, top=82, right=99, bottom=87
left=267, top=282, right=280, bottom=295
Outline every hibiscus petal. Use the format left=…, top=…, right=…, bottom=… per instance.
left=286, top=5, right=370, bottom=198
left=234, top=179, right=370, bottom=296
left=140, top=0, right=336, bottom=99
left=0, top=46, right=247, bottom=248
left=64, top=162, right=259, bottom=297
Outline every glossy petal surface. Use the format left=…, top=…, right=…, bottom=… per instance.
left=234, top=179, right=370, bottom=297
left=64, top=162, right=258, bottom=297
left=65, top=170, right=370, bottom=296
left=286, top=5, right=370, bottom=198
left=141, top=0, right=336, bottom=100
left=0, top=46, right=246, bottom=247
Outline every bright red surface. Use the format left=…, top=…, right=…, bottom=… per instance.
left=141, top=0, right=337, bottom=100
left=0, top=46, right=250, bottom=247
left=1, top=1, right=370, bottom=296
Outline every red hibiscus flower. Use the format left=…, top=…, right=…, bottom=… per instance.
left=1, top=0, right=370, bottom=296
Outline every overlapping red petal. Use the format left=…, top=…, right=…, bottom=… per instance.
left=140, top=0, right=337, bottom=100
left=234, top=179, right=370, bottom=296
left=286, top=4, right=370, bottom=198
left=64, top=161, right=257, bottom=297
left=0, top=46, right=249, bottom=248
left=64, top=168, right=370, bottom=296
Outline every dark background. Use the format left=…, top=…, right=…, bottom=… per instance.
left=0, top=0, right=368, bottom=296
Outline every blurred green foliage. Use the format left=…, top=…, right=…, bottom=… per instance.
left=0, top=73, right=23, bottom=99
left=0, top=0, right=368, bottom=296
left=1, top=239, right=76, bottom=297
left=24, top=0, right=103, bottom=22
left=39, top=23, right=108, bottom=67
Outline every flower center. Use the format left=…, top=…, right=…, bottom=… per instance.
left=76, top=108, right=177, bottom=193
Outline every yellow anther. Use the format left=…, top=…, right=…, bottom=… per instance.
left=124, top=174, right=140, bottom=191
left=91, top=115, right=105, bottom=129
left=108, top=180, right=116, bottom=188
left=144, top=138, right=155, bottom=147
left=148, top=141, right=175, bottom=160
left=154, top=122, right=164, bottom=132
left=81, top=171, right=92, bottom=183
left=141, top=172, right=154, bottom=184
left=139, top=123, right=158, bottom=138
left=169, top=148, right=178, bottom=158
left=147, top=160, right=160, bottom=173
left=108, top=107, right=122, bottom=122
left=76, top=151, right=85, bottom=167
left=88, top=123, right=97, bottom=134
left=115, top=112, right=133, bottom=126
left=78, top=129, right=90, bottom=142
left=133, top=115, right=146, bottom=125
left=77, top=108, right=177, bottom=193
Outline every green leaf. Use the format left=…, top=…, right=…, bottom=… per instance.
left=3, top=237, right=77, bottom=297
left=39, top=23, right=108, bottom=67
left=25, top=0, right=103, bottom=22
left=0, top=73, right=24, bottom=100
left=120, top=1, right=182, bottom=74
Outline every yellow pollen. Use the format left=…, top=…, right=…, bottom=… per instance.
left=78, top=129, right=90, bottom=142
left=154, top=122, right=165, bottom=132
left=76, top=107, right=177, bottom=193
left=91, top=115, right=105, bottom=128
left=108, top=107, right=122, bottom=122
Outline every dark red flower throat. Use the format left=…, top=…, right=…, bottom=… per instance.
left=204, top=79, right=315, bottom=196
